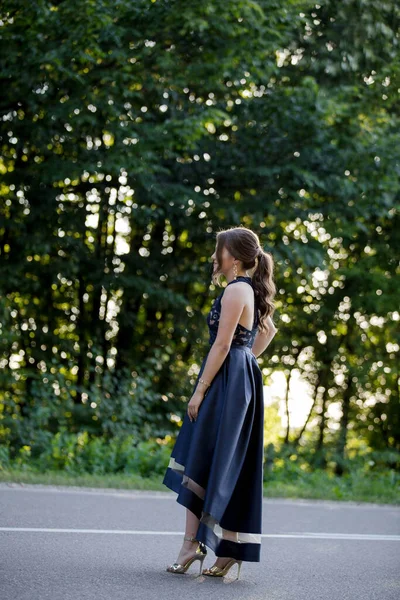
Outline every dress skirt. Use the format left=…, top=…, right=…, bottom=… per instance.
left=162, top=343, right=264, bottom=562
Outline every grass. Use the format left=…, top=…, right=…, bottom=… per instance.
left=1, top=465, right=398, bottom=505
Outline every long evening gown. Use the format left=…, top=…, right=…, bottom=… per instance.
left=162, top=275, right=264, bottom=562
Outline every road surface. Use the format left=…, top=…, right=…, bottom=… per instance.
left=1, top=483, right=399, bottom=599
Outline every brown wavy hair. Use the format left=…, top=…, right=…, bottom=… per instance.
left=212, top=226, right=276, bottom=333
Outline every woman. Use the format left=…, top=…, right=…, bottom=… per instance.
left=163, top=226, right=278, bottom=579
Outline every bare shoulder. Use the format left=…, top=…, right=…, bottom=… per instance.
left=222, top=281, right=251, bottom=297
left=221, top=282, right=252, bottom=312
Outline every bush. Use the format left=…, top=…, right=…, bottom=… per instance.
left=0, top=430, right=174, bottom=478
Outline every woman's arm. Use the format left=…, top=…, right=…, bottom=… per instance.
left=251, top=316, right=278, bottom=358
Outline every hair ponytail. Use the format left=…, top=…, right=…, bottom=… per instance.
left=252, top=249, right=276, bottom=333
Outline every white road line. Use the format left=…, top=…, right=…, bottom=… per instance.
left=0, top=527, right=399, bottom=541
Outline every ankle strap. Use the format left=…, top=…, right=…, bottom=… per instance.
left=184, top=535, right=198, bottom=542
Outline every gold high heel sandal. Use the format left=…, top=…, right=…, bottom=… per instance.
left=203, top=558, right=243, bottom=579
left=166, top=535, right=207, bottom=575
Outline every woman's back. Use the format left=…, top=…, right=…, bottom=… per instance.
left=207, top=275, right=259, bottom=347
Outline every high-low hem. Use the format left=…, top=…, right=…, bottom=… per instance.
left=163, top=463, right=261, bottom=562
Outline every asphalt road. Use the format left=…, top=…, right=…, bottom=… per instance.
left=1, top=483, right=399, bottom=600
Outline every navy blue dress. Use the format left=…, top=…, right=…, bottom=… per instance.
left=162, top=275, right=264, bottom=562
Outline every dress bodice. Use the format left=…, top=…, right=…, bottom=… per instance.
left=207, top=276, right=259, bottom=347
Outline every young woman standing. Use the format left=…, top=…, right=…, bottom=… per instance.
left=163, top=226, right=278, bottom=579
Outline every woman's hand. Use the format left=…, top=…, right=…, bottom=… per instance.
left=187, top=390, right=205, bottom=422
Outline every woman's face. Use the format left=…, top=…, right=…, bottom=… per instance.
left=211, top=243, right=234, bottom=276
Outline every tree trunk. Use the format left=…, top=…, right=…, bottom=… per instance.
left=335, top=374, right=353, bottom=476
left=283, top=370, right=293, bottom=444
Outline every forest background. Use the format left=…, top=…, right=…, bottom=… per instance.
left=0, top=0, right=399, bottom=503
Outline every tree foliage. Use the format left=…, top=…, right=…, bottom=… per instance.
left=0, top=0, right=399, bottom=472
